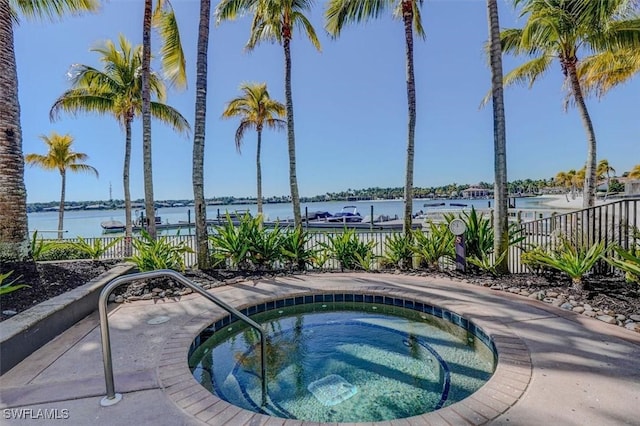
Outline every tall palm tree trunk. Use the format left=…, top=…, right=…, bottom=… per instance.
left=256, top=128, right=263, bottom=217
left=402, top=1, right=416, bottom=237
left=124, top=118, right=133, bottom=255
left=566, top=59, right=597, bottom=208
left=58, top=170, right=66, bottom=240
left=283, top=37, right=301, bottom=227
left=0, top=0, right=30, bottom=262
left=193, top=0, right=211, bottom=269
left=488, top=0, right=509, bottom=274
left=142, top=0, right=156, bottom=238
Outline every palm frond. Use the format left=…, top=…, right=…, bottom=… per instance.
left=292, top=11, right=321, bottom=51
left=325, top=0, right=392, bottom=37
left=14, top=0, right=99, bottom=23
left=153, top=4, right=187, bottom=89
left=579, top=48, right=640, bottom=97
left=214, top=0, right=256, bottom=25
left=235, top=121, right=256, bottom=152
left=67, top=163, right=99, bottom=176
left=50, top=90, right=117, bottom=121
left=149, top=102, right=191, bottom=136
left=411, top=0, right=426, bottom=40
left=503, top=54, right=554, bottom=89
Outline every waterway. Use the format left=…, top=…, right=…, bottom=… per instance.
left=28, top=197, right=560, bottom=239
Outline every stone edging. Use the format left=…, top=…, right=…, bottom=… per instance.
left=490, top=284, right=640, bottom=333
left=0, top=262, right=134, bottom=375
left=158, top=285, right=532, bottom=425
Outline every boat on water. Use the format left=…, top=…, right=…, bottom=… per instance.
left=101, top=220, right=125, bottom=233
left=424, top=202, right=446, bottom=207
left=300, top=207, right=422, bottom=230
left=449, top=202, right=468, bottom=207
left=325, top=206, right=363, bottom=223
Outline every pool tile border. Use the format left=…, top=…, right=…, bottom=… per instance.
left=158, top=285, right=532, bottom=425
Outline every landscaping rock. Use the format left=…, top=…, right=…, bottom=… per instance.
left=528, top=292, right=540, bottom=299
left=624, top=322, right=640, bottom=333
left=572, top=307, right=585, bottom=314
left=597, top=315, right=616, bottom=324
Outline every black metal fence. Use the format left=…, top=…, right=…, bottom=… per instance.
left=514, top=198, right=639, bottom=274
left=47, top=198, right=639, bottom=274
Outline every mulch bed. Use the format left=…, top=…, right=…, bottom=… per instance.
left=1, top=261, right=638, bottom=322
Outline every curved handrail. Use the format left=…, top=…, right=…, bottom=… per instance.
left=98, top=269, right=267, bottom=407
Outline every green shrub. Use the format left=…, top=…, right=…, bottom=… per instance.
left=459, top=208, right=494, bottom=261
left=411, top=222, right=454, bottom=269
left=466, top=250, right=508, bottom=276
left=36, top=242, right=88, bottom=261
left=67, top=236, right=123, bottom=260
left=380, top=233, right=414, bottom=270
left=0, top=271, right=30, bottom=296
left=246, top=222, right=283, bottom=270
left=30, top=231, right=59, bottom=260
left=129, top=230, right=194, bottom=272
left=280, top=227, right=318, bottom=271
left=209, top=213, right=254, bottom=269
left=321, top=229, right=376, bottom=271
left=522, top=237, right=607, bottom=288
left=606, top=246, right=640, bottom=283
left=310, top=249, right=330, bottom=270
left=443, top=208, right=524, bottom=274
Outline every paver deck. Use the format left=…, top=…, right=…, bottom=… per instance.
left=1, top=273, right=639, bottom=425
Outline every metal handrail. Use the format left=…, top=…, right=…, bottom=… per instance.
left=98, top=269, right=268, bottom=407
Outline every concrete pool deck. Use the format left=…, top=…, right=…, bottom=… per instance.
left=1, top=272, right=639, bottom=425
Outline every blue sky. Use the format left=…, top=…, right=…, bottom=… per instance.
left=15, top=0, right=639, bottom=204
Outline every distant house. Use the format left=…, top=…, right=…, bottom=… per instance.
left=461, top=187, right=491, bottom=199
left=626, top=180, right=640, bottom=195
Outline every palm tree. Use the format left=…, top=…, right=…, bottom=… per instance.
left=0, top=0, right=98, bottom=262
left=596, top=159, right=616, bottom=200
left=325, top=0, right=425, bottom=237
left=628, top=164, right=640, bottom=179
left=556, top=169, right=583, bottom=198
left=50, top=36, right=190, bottom=246
left=487, top=0, right=509, bottom=274
left=192, top=0, right=211, bottom=269
left=222, top=83, right=286, bottom=219
left=25, top=132, right=98, bottom=239
left=499, top=0, right=640, bottom=208
left=554, top=171, right=569, bottom=188
left=141, top=0, right=188, bottom=239
left=216, top=0, right=322, bottom=228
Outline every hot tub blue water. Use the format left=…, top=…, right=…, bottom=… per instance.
left=189, top=299, right=495, bottom=423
